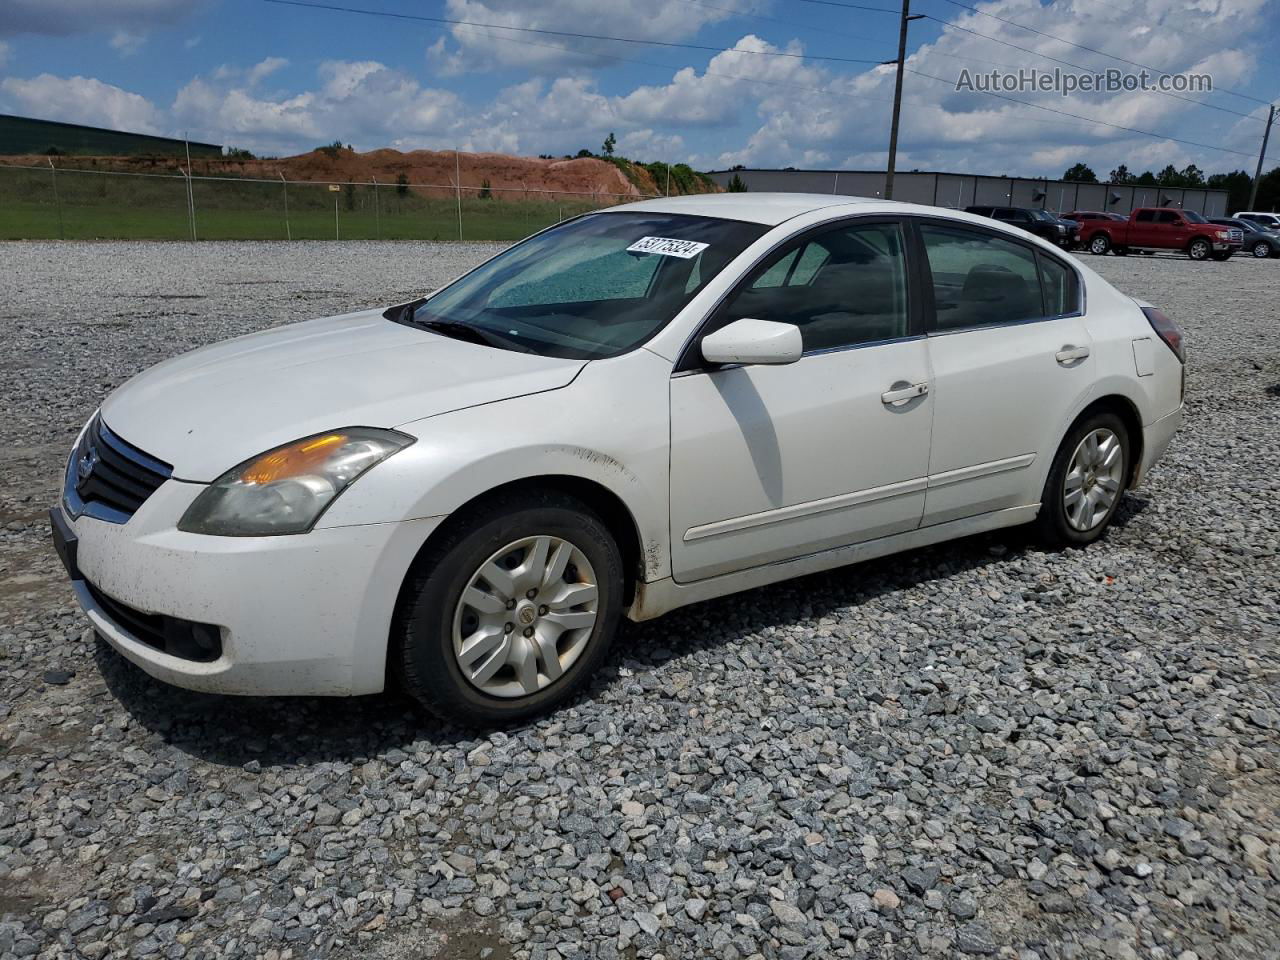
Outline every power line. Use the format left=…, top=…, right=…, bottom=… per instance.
left=261, top=0, right=891, bottom=65
left=908, top=67, right=1260, bottom=158
left=792, top=0, right=899, bottom=12
left=933, top=0, right=1275, bottom=109
left=918, top=11, right=1266, bottom=124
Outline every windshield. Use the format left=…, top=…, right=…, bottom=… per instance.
left=1182, top=210, right=1208, bottom=223
left=409, top=212, right=767, bottom=360
left=1029, top=209, right=1055, bottom=221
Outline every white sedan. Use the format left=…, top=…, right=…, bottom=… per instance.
left=51, top=194, right=1185, bottom=725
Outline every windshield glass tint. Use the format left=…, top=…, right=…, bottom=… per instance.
left=1029, top=210, right=1054, bottom=220
left=412, top=212, right=767, bottom=359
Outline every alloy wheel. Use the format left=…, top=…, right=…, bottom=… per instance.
left=452, top=535, right=599, bottom=698
left=1189, top=240, right=1209, bottom=260
left=1063, top=428, right=1124, bottom=532
left=1254, top=242, right=1270, bottom=259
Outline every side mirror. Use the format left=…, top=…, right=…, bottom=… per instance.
left=701, top=318, right=803, bottom=366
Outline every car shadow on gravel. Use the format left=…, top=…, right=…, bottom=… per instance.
left=93, top=639, right=475, bottom=768
left=96, top=497, right=1149, bottom=764
left=585, top=496, right=1148, bottom=696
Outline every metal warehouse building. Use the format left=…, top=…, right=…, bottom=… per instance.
left=0, top=114, right=222, bottom=158
left=707, top=169, right=1231, bottom=218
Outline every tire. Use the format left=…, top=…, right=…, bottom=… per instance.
left=1188, top=238, right=1211, bottom=261
left=1114, top=246, right=1129, bottom=256
left=1088, top=233, right=1110, bottom=255
left=1210, top=251, right=1233, bottom=261
left=1034, top=412, right=1131, bottom=549
left=1253, top=241, right=1271, bottom=259
left=392, top=490, right=624, bottom=726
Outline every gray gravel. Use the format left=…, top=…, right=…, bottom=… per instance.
left=2, top=241, right=1278, bottom=960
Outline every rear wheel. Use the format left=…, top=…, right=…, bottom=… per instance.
left=392, top=491, right=624, bottom=725
left=1035, top=412, right=1130, bottom=548
left=1188, top=238, right=1211, bottom=260
left=1088, top=233, right=1111, bottom=255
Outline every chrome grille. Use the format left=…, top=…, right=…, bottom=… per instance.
left=64, top=416, right=172, bottom=523
left=1229, top=229, right=1243, bottom=243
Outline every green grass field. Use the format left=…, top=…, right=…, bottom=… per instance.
left=0, top=166, right=614, bottom=241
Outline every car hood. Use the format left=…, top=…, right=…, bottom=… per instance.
left=100, top=308, right=586, bottom=481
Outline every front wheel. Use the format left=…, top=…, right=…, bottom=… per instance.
left=392, top=491, right=624, bottom=725
left=1035, top=413, right=1130, bottom=548
left=1088, top=233, right=1111, bottom=255
left=1188, top=238, right=1211, bottom=260
left=1252, top=241, right=1270, bottom=259
left=1210, top=251, right=1233, bottom=261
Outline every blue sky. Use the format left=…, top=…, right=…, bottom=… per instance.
left=1, top=0, right=1276, bottom=177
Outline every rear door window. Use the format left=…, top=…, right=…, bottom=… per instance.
left=919, top=223, right=1046, bottom=331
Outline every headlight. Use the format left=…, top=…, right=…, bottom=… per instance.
left=179, top=428, right=413, bottom=536
left=1056, top=224, right=1066, bottom=234
left=1215, top=230, right=1229, bottom=240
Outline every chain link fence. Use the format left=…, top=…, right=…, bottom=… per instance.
left=0, top=163, right=658, bottom=241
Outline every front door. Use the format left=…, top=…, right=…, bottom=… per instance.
left=915, top=220, right=1094, bottom=525
left=669, top=219, right=934, bottom=582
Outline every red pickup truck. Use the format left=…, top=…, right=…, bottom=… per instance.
left=1082, top=207, right=1243, bottom=261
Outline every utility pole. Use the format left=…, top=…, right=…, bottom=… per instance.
left=884, top=0, right=924, bottom=201
left=1247, top=104, right=1275, bottom=211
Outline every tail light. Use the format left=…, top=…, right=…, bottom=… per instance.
left=1141, top=306, right=1185, bottom=364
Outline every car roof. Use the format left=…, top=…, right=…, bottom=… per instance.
left=601, top=192, right=883, bottom=226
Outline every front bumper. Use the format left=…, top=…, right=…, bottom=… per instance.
left=54, top=478, right=441, bottom=696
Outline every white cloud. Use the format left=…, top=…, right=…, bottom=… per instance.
left=172, top=59, right=464, bottom=155
left=109, top=29, right=146, bottom=56
left=0, top=73, right=161, bottom=131
left=696, top=0, right=1270, bottom=176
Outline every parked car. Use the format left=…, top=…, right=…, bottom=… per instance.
left=1081, top=207, right=1242, bottom=260
left=51, top=195, right=1186, bottom=725
left=1209, top=217, right=1280, bottom=259
left=1063, top=211, right=1127, bottom=225
left=1233, top=211, right=1280, bottom=231
left=964, top=205, right=1078, bottom=248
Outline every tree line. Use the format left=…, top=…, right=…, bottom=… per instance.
left=1061, top=162, right=1279, bottom=212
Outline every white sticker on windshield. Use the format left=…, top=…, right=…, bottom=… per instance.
left=626, top=236, right=709, bottom=259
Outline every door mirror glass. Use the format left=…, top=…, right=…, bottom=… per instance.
left=701, top=318, right=803, bottom=366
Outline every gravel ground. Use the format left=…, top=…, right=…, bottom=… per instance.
left=1, top=241, right=1278, bottom=960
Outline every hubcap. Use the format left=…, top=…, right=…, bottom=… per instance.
left=1255, top=243, right=1269, bottom=258
left=1091, top=238, right=1106, bottom=254
left=452, top=535, right=599, bottom=699
left=1063, top=428, right=1124, bottom=532
left=1191, top=241, right=1208, bottom=259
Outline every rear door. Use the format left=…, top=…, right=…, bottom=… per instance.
left=914, top=219, right=1093, bottom=525
left=1129, top=209, right=1156, bottom=246
left=1155, top=210, right=1187, bottom=249
left=669, top=217, right=933, bottom=581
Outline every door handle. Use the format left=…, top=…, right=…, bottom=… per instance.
left=881, top=381, right=929, bottom=405
left=1056, top=345, right=1090, bottom=365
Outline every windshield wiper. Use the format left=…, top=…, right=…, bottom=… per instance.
left=410, top=315, right=538, bottom=354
